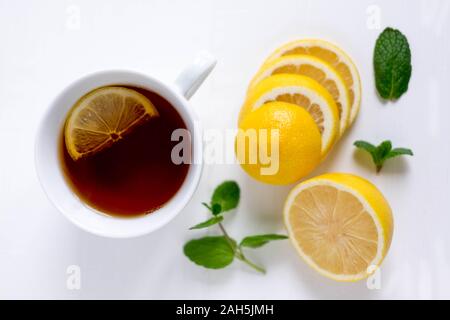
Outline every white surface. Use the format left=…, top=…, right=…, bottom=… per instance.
left=1, top=0, right=449, bottom=299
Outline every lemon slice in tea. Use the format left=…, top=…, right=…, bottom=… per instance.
left=64, top=86, right=159, bottom=160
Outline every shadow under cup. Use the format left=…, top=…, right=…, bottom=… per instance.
left=59, top=86, right=192, bottom=218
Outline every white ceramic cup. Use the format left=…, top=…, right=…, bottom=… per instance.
left=35, top=52, right=216, bottom=238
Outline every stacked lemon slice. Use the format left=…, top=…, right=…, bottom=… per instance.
left=239, top=39, right=361, bottom=160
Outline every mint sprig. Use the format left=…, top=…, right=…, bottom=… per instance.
left=183, top=181, right=288, bottom=274
left=374, top=27, right=412, bottom=100
left=354, top=140, right=413, bottom=173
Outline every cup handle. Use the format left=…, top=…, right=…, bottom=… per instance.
left=174, top=51, right=217, bottom=100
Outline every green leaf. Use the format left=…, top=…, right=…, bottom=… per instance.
left=387, top=148, right=414, bottom=159
left=183, top=236, right=235, bottom=269
left=378, top=141, right=392, bottom=158
left=374, top=27, right=412, bottom=100
left=211, top=181, right=240, bottom=213
left=211, top=203, right=222, bottom=215
left=355, top=140, right=378, bottom=168
left=354, top=140, right=377, bottom=155
left=189, top=216, right=224, bottom=230
left=354, top=139, right=413, bottom=173
left=354, top=140, right=379, bottom=166
left=240, top=234, right=288, bottom=249
left=202, top=202, right=222, bottom=216
left=375, top=140, right=392, bottom=167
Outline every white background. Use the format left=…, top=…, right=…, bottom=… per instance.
left=1, top=0, right=450, bottom=299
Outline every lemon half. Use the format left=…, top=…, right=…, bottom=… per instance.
left=283, top=173, right=393, bottom=281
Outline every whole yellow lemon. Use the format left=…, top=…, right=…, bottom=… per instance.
left=236, top=101, right=321, bottom=185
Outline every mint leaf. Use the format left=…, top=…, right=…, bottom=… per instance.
left=189, top=216, right=224, bottom=230
left=211, top=181, right=240, bottom=213
left=354, top=140, right=380, bottom=166
left=354, top=140, right=413, bottom=173
left=354, top=141, right=377, bottom=154
left=374, top=27, right=412, bottom=100
left=387, top=148, right=413, bottom=159
left=240, top=234, right=288, bottom=249
left=183, top=236, right=235, bottom=269
left=375, top=140, right=392, bottom=168
left=211, top=203, right=222, bottom=215
left=355, top=140, right=379, bottom=172
left=202, top=202, right=222, bottom=216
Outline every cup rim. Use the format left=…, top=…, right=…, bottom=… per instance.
left=35, top=69, right=203, bottom=238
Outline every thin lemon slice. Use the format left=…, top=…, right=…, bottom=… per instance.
left=283, top=173, right=393, bottom=282
left=248, top=55, right=350, bottom=137
left=240, top=74, right=339, bottom=157
left=265, top=39, right=361, bottom=126
left=65, top=86, right=159, bottom=160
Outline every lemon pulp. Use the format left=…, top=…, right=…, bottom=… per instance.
left=64, top=86, right=159, bottom=160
